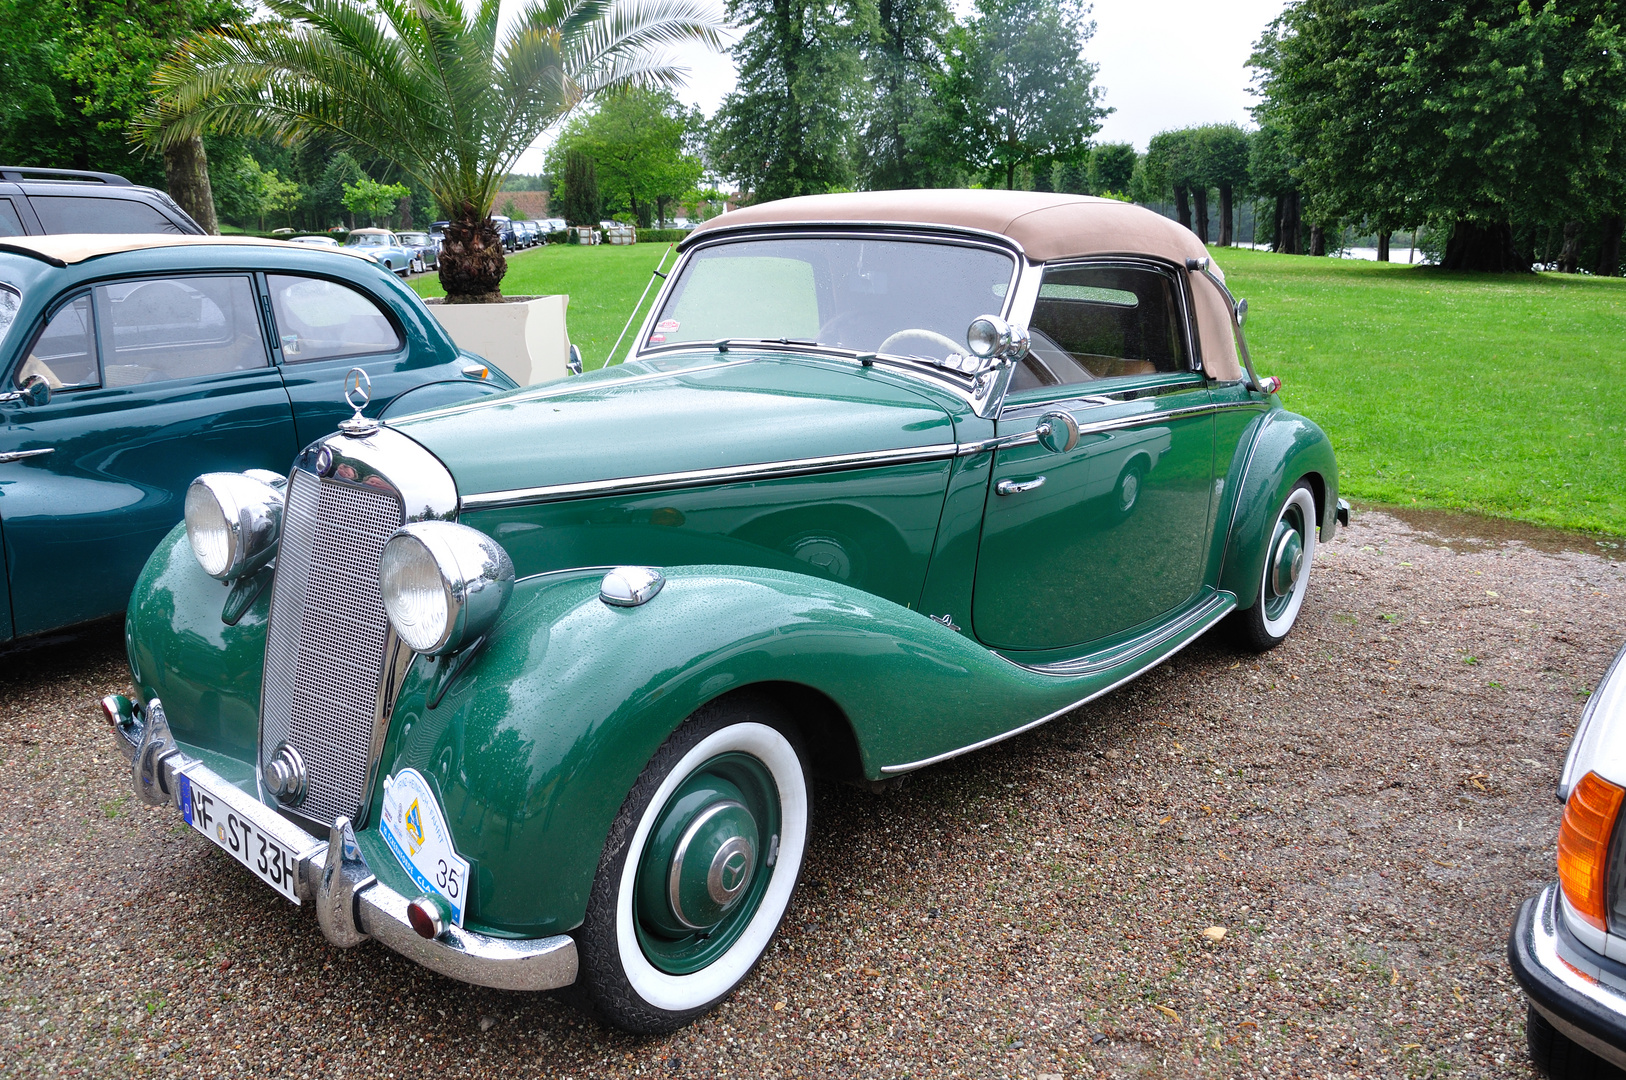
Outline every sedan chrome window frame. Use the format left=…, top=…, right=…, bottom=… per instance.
left=629, top=226, right=1029, bottom=418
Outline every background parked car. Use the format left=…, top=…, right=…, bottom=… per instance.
left=343, top=228, right=417, bottom=275
left=396, top=230, right=439, bottom=272
left=288, top=235, right=339, bottom=247
left=1510, top=638, right=1626, bottom=1079
left=0, top=233, right=515, bottom=642
left=489, top=215, right=518, bottom=251
left=0, top=166, right=203, bottom=237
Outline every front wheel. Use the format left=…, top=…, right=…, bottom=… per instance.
left=1232, top=480, right=1317, bottom=651
left=570, top=697, right=810, bottom=1033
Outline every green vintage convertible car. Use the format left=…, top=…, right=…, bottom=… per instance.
left=103, top=191, right=1346, bottom=1033
left=0, top=233, right=513, bottom=642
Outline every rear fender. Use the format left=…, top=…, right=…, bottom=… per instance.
left=1219, top=410, right=1340, bottom=607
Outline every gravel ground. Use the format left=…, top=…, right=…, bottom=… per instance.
left=1, top=507, right=1623, bottom=1079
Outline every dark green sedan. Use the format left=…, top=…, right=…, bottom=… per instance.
left=0, top=234, right=513, bottom=642
left=104, top=192, right=1347, bottom=1033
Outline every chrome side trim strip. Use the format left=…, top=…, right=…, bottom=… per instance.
left=460, top=442, right=962, bottom=511
left=878, top=591, right=1236, bottom=775
left=1012, top=591, right=1233, bottom=677
left=959, top=399, right=1252, bottom=457
left=0, top=448, right=53, bottom=464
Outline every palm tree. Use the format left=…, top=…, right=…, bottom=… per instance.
left=142, top=0, right=722, bottom=301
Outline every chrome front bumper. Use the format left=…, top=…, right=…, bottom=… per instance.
left=1509, top=884, right=1626, bottom=1071
left=104, top=695, right=578, bottom=992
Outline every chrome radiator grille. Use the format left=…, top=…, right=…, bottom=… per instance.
left=260, top=467, right=404, bottom=827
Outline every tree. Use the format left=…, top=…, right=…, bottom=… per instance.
left=343, top=177, right=409, bottom=227
left=1193, top=125, right=1251, bottom=246
left=1250, top=0, right=1626, bottom=271
left=936, top=0, right=1109, bottom=190
left=858, top=0, right=958, bottom=189
left=1248, top=118, right=1302, bottom=254
left=145, top=0, right=723, bottom=301
left=557, top=149, right=601, bottom=226
left=708, top=0, right=864, bottom=200
left=1087, top=143, right=1135, bottom=197
left=549, top=89, right=702, bottom=227
left=1144, top=129, right=1199, bottom=231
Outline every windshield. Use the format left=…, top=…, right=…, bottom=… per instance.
left=646, top=237, right=1016, bottom=364
left=399, top=233, right=428, bottom=244
left=348, top=234, right=390, bottom=247
left=0, top=283, right=17, bottom=349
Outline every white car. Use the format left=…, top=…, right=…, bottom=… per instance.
left=1511, top=640, right=1626, bottom=1078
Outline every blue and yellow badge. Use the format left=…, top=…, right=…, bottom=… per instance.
left=404, top=799, right=425, bottom=850
left=379, top=769, right=470, bottom=927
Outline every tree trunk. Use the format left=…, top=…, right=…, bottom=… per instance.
left=1556, top=221, right=1583, bottom=273
left=1217, top=185, right=1234, bottom=246
left=1271, top=195, right=1286, bottom=252
left=1309, top=224, right=1325, bottom=256
left=438, top=215, right=508, bottom=302
left=1193, top=187, right=1209, bottom=243
left=1595, top=214, right=1624, bottom=276
left=397, top=196, right=413, bottom=231
left=164, top=136, right=219, bottom=235
left=1440, top=219, right=1530, bottom=272
left=1376, top=232, right=1391, bottom=262
left=1005, top=161, right=1016, bottom=190
left=1174, top=186, right=1191, bottom=232
left=1281, top=191, right=1303, bottom=254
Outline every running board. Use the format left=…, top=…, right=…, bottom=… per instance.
left=879, top=590, right=1236, bottom=775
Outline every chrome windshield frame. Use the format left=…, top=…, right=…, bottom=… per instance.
left=629, top=226, right=1031, bottom=418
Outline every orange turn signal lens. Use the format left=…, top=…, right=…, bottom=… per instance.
left=1558, top=771, right=1625, bottom=931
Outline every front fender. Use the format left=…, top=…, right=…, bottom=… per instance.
left=381, top=376, right=515, bottom=420
left=373, top=564, right=1110, bottom=936
left=1219, top=409, right=1340, bottom=607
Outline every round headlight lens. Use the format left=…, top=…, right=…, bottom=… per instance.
left=379, top=522, right=514, bottom=656
left=379, top=533, right=452, bottom=653
left=185, top=482, right=234, bottom=578
left=185, top=472, right=283, bottom=580
left=966, top=315, right=1009, bottom=359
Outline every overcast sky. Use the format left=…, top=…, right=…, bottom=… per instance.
left=512, top=0, right=1292, bottom=174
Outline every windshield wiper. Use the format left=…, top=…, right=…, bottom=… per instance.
left=714, top=337, right=824, bottom=353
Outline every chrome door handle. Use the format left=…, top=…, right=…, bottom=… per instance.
left=0, top=448, right=52, bottom=464
left=995, top=476, right=1046, bottom=496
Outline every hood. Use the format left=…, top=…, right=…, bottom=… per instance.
left=389, top=353, right=959, bottom=502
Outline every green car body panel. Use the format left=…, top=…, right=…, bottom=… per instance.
left=0, top=240, right=514, bottom=641
left=115, top=202, right=1340, bottom=963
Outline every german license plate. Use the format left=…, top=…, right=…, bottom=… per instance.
left=177, top=772, right=303, bottom=904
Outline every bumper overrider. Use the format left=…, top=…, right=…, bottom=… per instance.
left=104, top=694, right=578, bottom=992
left=1510, top=884, right=1626, bottom=1071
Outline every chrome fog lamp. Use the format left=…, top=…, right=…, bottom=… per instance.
left=379, top=521, right=514, bottom=656
left=185, top=472, right=285, bottom=580
left=965, top=314, right=1030, bottom=364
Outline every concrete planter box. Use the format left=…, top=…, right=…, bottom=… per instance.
left=427, top=294, right=571, bottom=386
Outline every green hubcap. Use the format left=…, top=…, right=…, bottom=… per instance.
left=633, top=752, right=781, bottom=975
left=1264, top=508, right=1307, bottom=620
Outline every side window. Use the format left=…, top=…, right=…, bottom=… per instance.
left=1016, top=265, right=1188, bottom=391
left=94, top=276, right=268, bottom=386
left=267, top=275, right=402, bottom=362
left=14, top=294, right=98, bottom=391
left=0, top=200, right=25, bottom=237
left=30, top=196, right=185, bottom=234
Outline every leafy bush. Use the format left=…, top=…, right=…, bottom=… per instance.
left=639, top=228, right=688, bottom=243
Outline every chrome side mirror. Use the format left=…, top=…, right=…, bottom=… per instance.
left=1235, top=298, right=1249, bottom=327
left=1035, top=410, right=1079, bottom=453
left=568, top=343, right=583, bottom=376
left=0, top=374, right=50, bottom=407
left=966, top=315, right=1030, bottom=364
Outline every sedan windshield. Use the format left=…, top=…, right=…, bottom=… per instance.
left=348, top=234, right=391, bottom=247
left=646, top=237, right=1015, bottom=364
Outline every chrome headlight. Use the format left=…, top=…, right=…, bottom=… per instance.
left=184, top=472, right=285, bottom=580
left=379, top=521, right=514, bottom=656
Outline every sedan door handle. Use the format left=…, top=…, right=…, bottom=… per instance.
left=0, top=448, right=53, bottom=464
left=996, top=476, right=1046, bottom=496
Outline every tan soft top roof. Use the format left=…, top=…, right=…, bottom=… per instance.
left=685, top=190, right=1211, bottom=264
left=0, top=233, right=291, bottom=266
left=683, top=190, right=1243, bottom=382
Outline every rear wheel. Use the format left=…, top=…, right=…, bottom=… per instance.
left=1527, top=1004, right=1626, bottom=1079
left=570, top=696, right=810, bottom=1034
left=1233, top=480, right=1317, bottom=651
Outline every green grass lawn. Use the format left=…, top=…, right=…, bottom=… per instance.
left=415, top=240, right=1626, bottom=536
left=1217, top=247, right=1626, bottom=536
left=410, top=242, right=678, bottom=370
